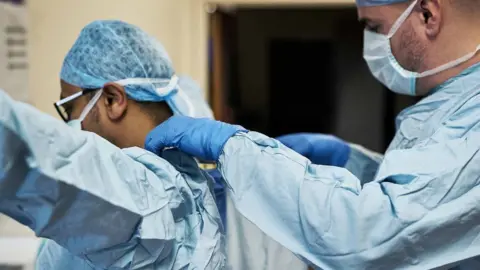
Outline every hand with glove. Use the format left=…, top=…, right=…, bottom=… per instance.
left=145, top=116, right=247, bottom=161
left=276, top=133, right=350, bottom=167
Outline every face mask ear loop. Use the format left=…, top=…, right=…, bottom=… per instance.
left=79, top=90, right=103, bottom=122
left=387, top=0, right=418, bottom=38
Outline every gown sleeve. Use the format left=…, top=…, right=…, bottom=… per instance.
left=217, top=129, right=480, bottom=269
left=0, top=90, right=177, bottom=268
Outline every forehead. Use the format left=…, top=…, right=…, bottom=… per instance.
left=357, top=3, right=408, bottom=24
left=60, top=80, right=82, bottom=99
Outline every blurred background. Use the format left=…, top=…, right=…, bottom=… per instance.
left=0, top=0, right=418, bottom=269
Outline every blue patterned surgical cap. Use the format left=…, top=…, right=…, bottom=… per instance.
left=356, top=0, right=408, bottom=7
left=61, top=20, right=212, bottom=118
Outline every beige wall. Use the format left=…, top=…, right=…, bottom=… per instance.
left=28, top=0, right=208, bottom=116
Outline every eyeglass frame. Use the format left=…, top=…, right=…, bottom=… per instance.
left=54, top=88, right=100, bottom=122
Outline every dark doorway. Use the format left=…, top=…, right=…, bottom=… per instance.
left=268, top=39, right=335, bottom=137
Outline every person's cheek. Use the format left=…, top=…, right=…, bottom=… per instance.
left=81, top=109, right=100, bottom=133
left=389, top=34, right=403, bottom=61
left=69, top=107, right=82, bottom=121
left=80, top=118, right=94, bottom=133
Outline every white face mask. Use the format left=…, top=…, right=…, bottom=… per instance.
left=67, top=90, right=103, bottom=130
left=363, top=0, right=480, bottom=95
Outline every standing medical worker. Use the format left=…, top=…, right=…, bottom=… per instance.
left=145, top=0, right=480, bottom=269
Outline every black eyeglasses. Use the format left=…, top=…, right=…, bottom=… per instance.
left=54, top=88, right=100, bottom=122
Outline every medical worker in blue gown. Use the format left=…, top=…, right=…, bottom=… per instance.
left=145, top=0, right=480, bottom=269
left=0, top=20, right=226, bottom=269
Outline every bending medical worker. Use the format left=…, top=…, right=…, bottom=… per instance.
left=1, top=20, right=225, bottom=269
left=145, top=0, right=480, bottom=269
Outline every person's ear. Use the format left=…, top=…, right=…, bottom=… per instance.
left=419, top=0, right=442, bottom=38
left=102, top=82, right=128, bottom=121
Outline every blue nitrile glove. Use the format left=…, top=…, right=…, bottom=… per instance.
left=145, top=116, right=247, bottom=161
left=276, top=133, right=351, bottom=167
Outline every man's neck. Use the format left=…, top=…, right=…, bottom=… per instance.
left=418, top=54, right=480, bottom=95
left=117, top=118, right=162, bottom=149
left=119, top=109, right=175, bottom=150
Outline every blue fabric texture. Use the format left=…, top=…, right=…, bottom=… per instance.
left=276, top=133, right=351, bottom=167
left=61, top=20, right=173, bottom=101
left=143, top=63, right=480, bottom=269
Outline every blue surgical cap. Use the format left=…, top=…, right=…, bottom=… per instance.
left=61, top=20, right=212, bottom=118
left=356, top=0, right=408, bottom=7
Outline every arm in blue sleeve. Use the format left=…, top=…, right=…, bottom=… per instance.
left=218, top=131, right=480, bottom=269
left=0, top=90, right=176, bottom=268
left=276, top=133, right=351, bottom=167
left=344, top=143, right=383, bottom=185
left=276, top=133, right=382, bottom=184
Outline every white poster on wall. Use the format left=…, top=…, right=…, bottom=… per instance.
left=0, top=0, right=28, bottom=102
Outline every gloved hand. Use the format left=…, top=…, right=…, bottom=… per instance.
left=276, top=133, right=350, bottom=167
left=145, top=116, right=247, bottom=161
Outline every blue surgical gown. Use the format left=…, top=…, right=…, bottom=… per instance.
left=0, top=90, right=225, bottom=269
left=216, top=63, right=480, bottom=270
left=198, top=167, right=307, bottom=270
